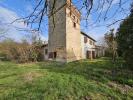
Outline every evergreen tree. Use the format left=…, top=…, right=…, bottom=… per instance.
left=116, top=3, right=133, bottom=69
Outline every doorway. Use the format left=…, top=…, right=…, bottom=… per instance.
left=53, top=52, right=57, bottom=59
left=86, top=51, right=90, bottom=59
left=92, top=51, right=95, bottom=59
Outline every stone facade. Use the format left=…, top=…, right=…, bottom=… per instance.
left=46, top=0, right=97, bottom=62
left=48, top=0, right=82, bottom=62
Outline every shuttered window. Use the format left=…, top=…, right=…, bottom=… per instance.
left=84, top=36, right=87, bottom=43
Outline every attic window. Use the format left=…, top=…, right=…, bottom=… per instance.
left=73, top=22, right=76, bottom=28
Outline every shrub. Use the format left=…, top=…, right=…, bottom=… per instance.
left=0, top=39, right=44, bottom=63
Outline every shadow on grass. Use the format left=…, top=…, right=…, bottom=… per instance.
left=37, top=58, right=133, bottom=86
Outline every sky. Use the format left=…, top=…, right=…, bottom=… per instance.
left=0, top=0, right=132, bottom=42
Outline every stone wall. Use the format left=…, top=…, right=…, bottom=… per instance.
left=66, top=8, right=82, bottom=62
left=48, top=0, right=67, bottom=62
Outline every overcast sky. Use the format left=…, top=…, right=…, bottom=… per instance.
left=0, top=0, right=132, bottom=42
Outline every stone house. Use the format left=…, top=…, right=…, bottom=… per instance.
left=44, top=0, right=97, bottom=62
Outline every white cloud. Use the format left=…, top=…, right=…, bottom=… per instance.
left=112, top=0, right=120, bottom=5
left=0, top=6, right=30, bottom=41
left=0, top=6, right=28, bottom=29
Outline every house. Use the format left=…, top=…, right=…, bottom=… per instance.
left=44, top=31, right=96, bottom=61
left=81, top=32, right=96, bottom=59
left=44, top=0, right=97, bottom=62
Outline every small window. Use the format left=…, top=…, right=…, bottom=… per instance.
left=45, top=49, right=48, bottom=55
left=77, top=19, right=78, bottom=23
left=90, top=40, right=92, bottom=45
left=84, top=37, right=87, bottom=43
left=73, top=22, right=76, bottom=28
left=73, top=15, right=75, bottom=19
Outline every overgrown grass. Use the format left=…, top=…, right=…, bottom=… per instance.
left=0, top=58, right=133, bottom=100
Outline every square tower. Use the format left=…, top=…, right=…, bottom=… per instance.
left=48, top=0, right=82, bottom=62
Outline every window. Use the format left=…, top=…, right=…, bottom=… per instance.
left=93, top=42, right=95, bottom=45
left=90, top=40, right=92, bottom=45
left=45, top=49, right=48, bottom=55
left=77, top=19, right=79, bottom=23
left=73, top=22, right=76, bottom=28
left=73, top=15, right=75, bottom=19
left=84, top=37, right=87, bottom=43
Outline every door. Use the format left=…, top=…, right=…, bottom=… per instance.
left=86, top=51, right=90, bottom=59
left=53, top=52, right=57, bottom=59
left=92, top=51, right=95, bottom=59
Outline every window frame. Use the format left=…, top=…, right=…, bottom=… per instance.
left=73, top=22, right=76, bottom=28
left=84, top=36, right=88, bottom=43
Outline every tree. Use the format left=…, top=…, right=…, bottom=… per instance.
left=105, top=29, right=118, bottom=62
left=31, top=34, right=44, bottom=62
left=0, top=21, right=9, bottom=40
left=96, top=37, right=107, bottom=47
left=0, top=38, right=30, bottom=62
left=12, top=0, right=131, bottom=31
left=0, top=26, right=7, bottom=39
left=116, top=3, right=133, bottom=69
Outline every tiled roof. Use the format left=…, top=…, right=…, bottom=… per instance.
left=81, top=31, right=96, bottom=42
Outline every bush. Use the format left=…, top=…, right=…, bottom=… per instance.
left=0, top=52, right=9, bottom=61
left=0, top=39, right=44, bottom=63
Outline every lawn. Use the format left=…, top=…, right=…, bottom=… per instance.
left=0, top=58, right=133, bottom=100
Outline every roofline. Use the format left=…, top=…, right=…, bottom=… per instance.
left=81, top=31, right=96, bottom=42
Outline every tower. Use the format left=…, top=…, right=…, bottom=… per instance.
left=48, top=0, right=82, bottom=62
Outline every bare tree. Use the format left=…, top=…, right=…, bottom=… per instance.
left=11, top=0, right=131, bottom=31
left=0, top=26, right=8, bottom=39
left=96, top=37, right=107, bottom=47
left=104, top=29, right=118, bottom=62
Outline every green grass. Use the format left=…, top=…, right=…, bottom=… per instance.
left=0, top=58, right=133, bottom=100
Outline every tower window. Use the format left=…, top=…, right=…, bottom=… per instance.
left=73, top=22, right=76, bottom=28
left=73, top=15, right=75, bottom=20
left=77, top=19, right=79, bottom=23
